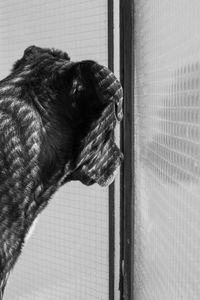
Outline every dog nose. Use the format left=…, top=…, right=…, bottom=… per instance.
left=119, top=152, right=124, bottom=163
left=115, top=100, right=123, bottom=121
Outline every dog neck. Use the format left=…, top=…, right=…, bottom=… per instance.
left=0, top=163, right=71, bottom=298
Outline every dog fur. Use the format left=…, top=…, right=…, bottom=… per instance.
left=0, top=46, right=123, bottom=298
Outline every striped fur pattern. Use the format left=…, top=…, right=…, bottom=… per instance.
left=0, top=46, right=123, bottom=298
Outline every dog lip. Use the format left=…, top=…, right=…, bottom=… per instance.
left=96, top=152, right=123, bottom=187
left=98, top=169, right=118, bottom=187
left=82, top=178, right=95, bottom=186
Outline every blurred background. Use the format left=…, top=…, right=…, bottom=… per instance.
left=134, top=0, right=200, bottom=299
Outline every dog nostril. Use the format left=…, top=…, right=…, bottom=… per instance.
left=120, top=153, right=124, bottom=163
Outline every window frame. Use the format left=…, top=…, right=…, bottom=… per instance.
left=119, top=1, right=134, bottom=299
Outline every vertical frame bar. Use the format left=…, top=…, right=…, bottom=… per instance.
left=120, top=0, right=134, bottom=299
left=108, top=0, right=115, bottom=299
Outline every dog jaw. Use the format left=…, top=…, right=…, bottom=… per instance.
left=97, top=166, right=120, bottom=187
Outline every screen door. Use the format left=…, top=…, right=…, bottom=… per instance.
left=0, top=1, right=114, bottom=299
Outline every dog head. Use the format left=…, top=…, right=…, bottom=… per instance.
left=13, top=46, right=123, bottom=187
left=66, top=61, right=123, bottom=186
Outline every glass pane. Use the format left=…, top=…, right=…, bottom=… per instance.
left=134, top=1, right=200, bottom=299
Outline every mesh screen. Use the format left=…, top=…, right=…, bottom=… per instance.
left=0, top=1, right=109, bottom=299
left=134, top=1, right=200, bottom=299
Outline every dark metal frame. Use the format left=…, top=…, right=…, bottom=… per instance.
left=120, top=0, right=134, bottom=299
left=108, top=0, right=134, bottom=298
left=108, top=1, right=115, bottom=300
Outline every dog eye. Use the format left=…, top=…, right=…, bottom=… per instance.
left=72, top=80, right=85, bottom=95
left=77, top=84, right=84, bottom=92
left=76, top=85, right=86, bottom=95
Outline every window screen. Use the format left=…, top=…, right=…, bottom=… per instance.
left=134, top=1, right=200, bottom=299
left=1, top=1, right=109, bottom=299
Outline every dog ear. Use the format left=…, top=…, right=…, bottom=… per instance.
left=70, top=61, right=123, bottom=122
left=23, top=45, right=39, bottom=57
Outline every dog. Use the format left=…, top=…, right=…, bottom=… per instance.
left=0, top=46, right=123, bottom=298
